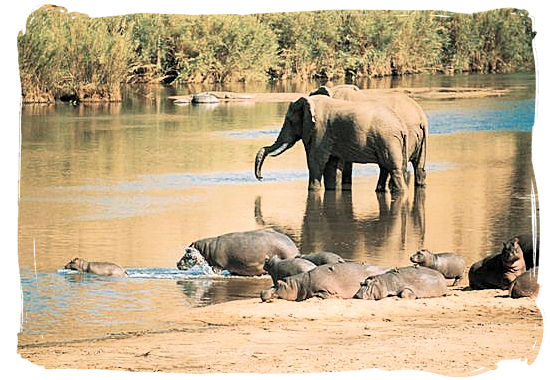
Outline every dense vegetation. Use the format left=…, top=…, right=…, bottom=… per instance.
left=18, top=5, right=535, bottom=103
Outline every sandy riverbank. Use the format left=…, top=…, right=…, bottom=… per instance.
left=18, top=286, right=542, bottom=376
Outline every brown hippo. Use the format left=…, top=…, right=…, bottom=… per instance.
left=506, top=234, right=539, bottom=269
left=263, top=256, right=317, bottom=285
left=354, top=266, right=447, bottom=300
left=260, top=262, right=388, bottom=302
left=410, top=249, right=466, bottom=285
left=297, top=251, right=346, bottom=266
left=510, top=268, right=539, bottom=298
left=177, top=229, right=299, bottom=276
left=64, top=257, right=128, bottom=277
left=468, top=238, right=526, bottom=290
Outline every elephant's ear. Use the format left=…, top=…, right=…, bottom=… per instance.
left=300, top=97, right=316, bottom=146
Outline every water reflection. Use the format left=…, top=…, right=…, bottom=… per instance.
left=255, top=189, right=426, bottom=265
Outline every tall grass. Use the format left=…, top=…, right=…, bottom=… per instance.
left=18, top=6, right=535, bottom=103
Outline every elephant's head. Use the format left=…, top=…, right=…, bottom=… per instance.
left=309, top=84, right=360, bottom=100
left=254, top=97, right=316, bottom=180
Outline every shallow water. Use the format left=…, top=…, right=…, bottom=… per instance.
left=18, top=73, right=537, bottom=345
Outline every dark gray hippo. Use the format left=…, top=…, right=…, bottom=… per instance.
left=263, top=256, right=317, bottom=285
left=64, top=257, right=128, bottom=277
left=410, top=249, right=466, bottom=285
left=177, top=229, right=299, bottom=276
left=354, top=266, right=447, bottom=300
left=297, top=251, right=346, bottom=266
left=260, top=262, right=388, bottom=302
left=510, top=268, right=539, bottom=298
left=191, top=92, right=220, bottom=104
left=468, top=238, right=527, bottom=290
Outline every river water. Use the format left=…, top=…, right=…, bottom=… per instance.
left=18, top=73, right=537, bottom=345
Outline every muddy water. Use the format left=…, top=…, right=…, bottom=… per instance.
left=18, top=73, right=536, bottom=345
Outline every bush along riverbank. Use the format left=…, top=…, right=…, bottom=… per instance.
left=18, top=6, right=535, bottom=103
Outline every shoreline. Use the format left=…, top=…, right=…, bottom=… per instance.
left=18, top=286, right=542, bottom=375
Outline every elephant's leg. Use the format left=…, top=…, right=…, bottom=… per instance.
left=376, top=168, right=390, bottom=193
left=323, top=155, right=341, bottom=191
left=389, top=168, right=407, bottom=195
left=307, top=153, right=326, bottom=191
left=412, top=158, right=427, bottom=187
left=342, top=161, right=352, bottom=191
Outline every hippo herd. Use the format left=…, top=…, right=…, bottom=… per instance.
left=64, top=229, right=539, bottom=302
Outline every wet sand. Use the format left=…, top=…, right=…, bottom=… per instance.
left=18, top=286, right=541, bottom=375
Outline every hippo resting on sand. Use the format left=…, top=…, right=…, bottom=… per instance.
left=260, top=262, right=388, bottom=302
left=177, top=229, right=299, bottom=276
left=297, top=251, right=346, bottom=266
left=468, top=237, right=526, bottom=290
left=65, top=257, right=127, bottom=277
left=410, top=249, right=466, bottom=285
left=264, top=256, right=317, bottom=285
left=354, top=266, right=447, bottom=300
left=510, top=268, right=539, bottom=298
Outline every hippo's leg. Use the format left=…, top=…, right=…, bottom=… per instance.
left=399, top=288, right=417, bottom=300
left=452, top=276, right=462, bottom=286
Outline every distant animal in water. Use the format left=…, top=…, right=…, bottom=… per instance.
left=176, top=229, right=299, bottom=276
left=468, top=238, right=526, bottom=290
left=64, top=257, right=128, bottom=277
left=509, top=268, right=539, bottom=298
left=297, top=251, right=346, bottom=266
left=263, top=256, right=317, bottom=285
left=354, top=266, right=447, bottom=300
left=410, top=249, right=466, bottom=285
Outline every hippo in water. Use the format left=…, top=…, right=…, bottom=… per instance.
left=297, top=251, right=346, bottom=266
left=468, top=237, right=527, bottom=290
left=354, top=266, right=447, bottom=300
left=509, top=268, right=539, bottom=298
left=263, top=256, right=317, bottom=285
left=410, top=249, right=466, bottom=285
left=177, top=229, right=299, bottom=276
left=260, top=262, right=388, bottom=302
left=64, top=257, right=128, bottom=277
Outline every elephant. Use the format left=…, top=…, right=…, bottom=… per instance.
left=309, top=85, right=428, bottom=190
left=254, top=96, right=409, bottom=194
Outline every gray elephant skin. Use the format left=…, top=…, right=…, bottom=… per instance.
left=264, top=256, right=317, bottom=285
left=177, top=229, right=299, bottom=276
left=410, top=249, right=466, bottom=285
left=354, top=266, right=447, bottom=300
left=260, top=262, right=388, bottom=302
left=64, top=257, right=128, bottom=277
left=468, top=237, right=527, bottom=290
left=509, top=268, right=539, bottom=298
left=255, top=95, right=409, bottom=194
left=310, top=85, right=428, bottom=190
left=297, top=251, right=346, bottom=266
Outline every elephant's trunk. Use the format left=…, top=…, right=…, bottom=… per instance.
left=254, top=142, right=291, bottom=181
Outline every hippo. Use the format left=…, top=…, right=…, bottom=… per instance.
left=297, top=251, right=346, bottom=266
left=191, top=92, right=220, bottom=104
left=177, top=229, right=299, bottom=276
left=510, top=268, right=539, bottom=298
left=263, top=256, right=317, bottom=285
left=260, top=262, right=388, bottom=302
left=64, top=257, right=128, bottom=277
left=468, top=238, right=526, bottom=290
left=410, top=249, right=466, bottom=285
left=354, top=266, right=447, bottom=300
left=506, top=234, right=539, bottom=269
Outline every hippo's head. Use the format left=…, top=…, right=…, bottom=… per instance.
left=502, top=238, right=524, bottom=264
left=65, top=257, right=86, bottom=271
left=410, top=249, right=430, bottom=265
left=263, top=255, right=281, bottom=272
left=260, top=287, right=277, bottom=302
left=356, top=277, right=388, bottom=300
left=177, top=247, right=207, bottom=270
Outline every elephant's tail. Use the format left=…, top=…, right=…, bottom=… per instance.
left=419, top=118, right=428, bottom=170
left=402, top=132, right=408, bottom=174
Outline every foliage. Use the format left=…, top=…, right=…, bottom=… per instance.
left=18, top=6, right=535, bottom=103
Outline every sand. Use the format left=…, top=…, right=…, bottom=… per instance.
left=18, top=286, right=542, bottom=376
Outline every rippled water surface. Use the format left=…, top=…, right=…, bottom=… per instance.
left=18, top=73, right=537, bottom=345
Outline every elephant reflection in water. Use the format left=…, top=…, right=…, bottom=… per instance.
left=254, top=190, right=425, bottom=262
